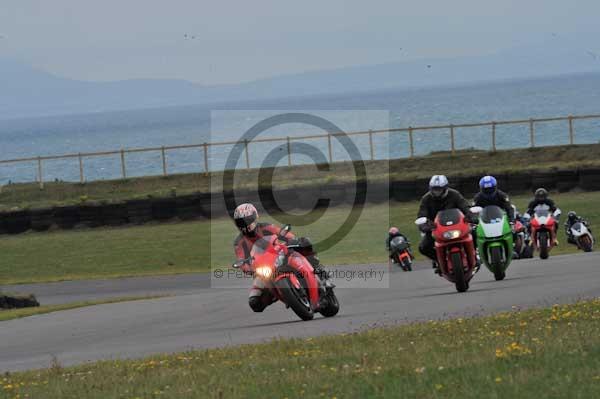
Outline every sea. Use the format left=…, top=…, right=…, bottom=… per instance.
left=1, top=73, right=600, bottom=185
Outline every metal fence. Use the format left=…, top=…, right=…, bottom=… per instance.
left=1, top=113, right=599, bottom=188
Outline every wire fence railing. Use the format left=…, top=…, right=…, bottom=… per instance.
left=1, top=113, right=599, bottom=188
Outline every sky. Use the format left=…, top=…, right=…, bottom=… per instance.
left=1, top=0, right=600, bottom=85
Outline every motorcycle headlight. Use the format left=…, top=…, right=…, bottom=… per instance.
left=255, top=266, right=273, bottom=279
left=443, top=230, right=462, bottom=240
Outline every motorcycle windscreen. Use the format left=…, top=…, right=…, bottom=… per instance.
left=250, top=238, right=271, bottom=256
left=436, top=208, right=463, bottom=226
left=480, top=206, right=506, bottom=237
left=571, top=222, right=584, bottom=235
left=390, top=236, right=408, bottom=251
left=535, top=208, right=550, bottom=218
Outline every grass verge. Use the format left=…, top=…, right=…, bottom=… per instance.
left=2, top=143, right=600, bottom=210
left=2, top=299, right=600, bottom=398
left=1, top=191, right=598, bottom=284
left=0, top=296, right=165, bottom=322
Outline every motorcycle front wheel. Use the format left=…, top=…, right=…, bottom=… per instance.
left=451, top=252, right=468, bottom=293
left=276, top=278, right=314, bottom=321
left=490, top=246, right=506, bottom=281
left=539, top=231, right=549, bottom=260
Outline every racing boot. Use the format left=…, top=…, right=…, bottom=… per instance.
left=432, top=260, right=441, bottom=275
left=307, top=255, right=335, bottom=289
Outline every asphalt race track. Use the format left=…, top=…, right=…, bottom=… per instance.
left=1, top=252, right=599, bottom=372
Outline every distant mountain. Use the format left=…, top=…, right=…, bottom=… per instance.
left=2, top=36, right=599, bottom=119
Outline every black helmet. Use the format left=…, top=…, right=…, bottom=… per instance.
left=534, top=188, right=548, bottom=202
left=567, top=211, right=578, bottom=221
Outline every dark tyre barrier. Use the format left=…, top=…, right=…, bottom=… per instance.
left=176, top=194, right=203, bottom=220
left=102, top=203, right=129, bottom=226
left=578, top=168, right=600, bottom=191
left=365, top=182, right=388, bottom=203
left=151, top=198, right=177, bottom=220
left=555, top=170, right=578, bottom=192
left=1, top=167, right=600, bottom=235
left=78, top=205, right=104, bottom=228
left=53, top=206, right=80, bottom=229
left=391, top=181, right=417, bottom=202
left=196, top=193, right=212, bottom=219
left=30, top=208, right=55, bottom=232
left=532, top=172, right=557, bottom=191
left=505, top=173, right=533, bottom=193
left=126, top=199, right=154, bottom=224
left=1, top=210, right=31, bottom=234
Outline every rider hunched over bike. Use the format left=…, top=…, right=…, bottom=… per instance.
left=417, top=175, right=479, bottom=274
left=526, top=188, right=561, bottom=236
left=473, top=176, right=515, bottom=222
left=386, top=227, right=414, bottom=262
left=565, top=211, right=592, bottom=245
left=232, top=203, right=331, bottom=312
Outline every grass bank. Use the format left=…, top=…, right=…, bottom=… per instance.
left=2, top=143, right=600, bottom=211
left=0, top=296, right=164, bottom=322
left=0, top=191, right=598, bottom=284
left=3, top=299, right=600, bottom=398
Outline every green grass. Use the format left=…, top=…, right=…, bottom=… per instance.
left=0, top=190, right=597, bottom=285
left=2, top=299, right=600, bottom=398
left=2, top=143, right=600, bottom=210
left=0, top=296, right=165, bottom=322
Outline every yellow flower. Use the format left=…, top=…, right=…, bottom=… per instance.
left=495, top=377, right=503, bottom=383
left=435, top=384, right=443, bottom=390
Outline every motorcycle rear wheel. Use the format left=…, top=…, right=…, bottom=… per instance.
left=319, top=290, right=340, bottom=318
left=401, top=257, right=413, bottom=272
left=451, top=252, right=468, bottom=293
left=276, top=278, right=314, bottom=321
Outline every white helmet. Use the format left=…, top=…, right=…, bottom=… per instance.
left=233, top=203, right=258, bottom=235
left=429, top=175, right=449, bottom=198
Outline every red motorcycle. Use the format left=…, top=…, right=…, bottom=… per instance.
left=513, top=219, right=533, bottom=259
left=416, top=209, right=477, bottom=292
left=529, top=208, right=561, bottom=260
left=233, top=225, right=339, bottom=321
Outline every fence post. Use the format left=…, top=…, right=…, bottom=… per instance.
left=529, top=119, right=535, bottom=148
left=120, top=149, right=127, bottom=178
left=491, top=122, right=497, bottom=152
left=203, top=143, right=209, bottom=173
left=244, top=139, right=250, bottom=169
left=286, top=136, right=292, bottom=166
left=368, top=130, right=374, bottom=161
left=327, top=134, right=333, bottom=163
left=161, top=147, right=167, bottom=176
left=78, top=153, right=85, bottom=183
left=37, top=157, right=44, bottom=189
left=408, top=128, right=415, bottom=158
left=568, top=116, right=574, bottom=145
left=450, top=125, right=456, bottom=155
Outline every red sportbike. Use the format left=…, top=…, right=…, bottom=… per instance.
left=530, top=208, right=561, bottom=260
left=233, top=225, right=339, bottom=321
left=416, top=209, right=477, bottom=292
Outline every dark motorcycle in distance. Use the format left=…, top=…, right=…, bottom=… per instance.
left=389, top=236, right=413, bottom=271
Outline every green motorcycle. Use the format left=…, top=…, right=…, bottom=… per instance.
left=473, top=205, right=514, bottom=281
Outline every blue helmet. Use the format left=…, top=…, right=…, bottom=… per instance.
left=479, top=175, right=498, bottom=199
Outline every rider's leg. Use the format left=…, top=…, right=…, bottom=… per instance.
left=298, top=237, right=330, bottom=281
left=248, top=279, right=275, bottom=312
left=419, top=233, right=440, bottom=273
